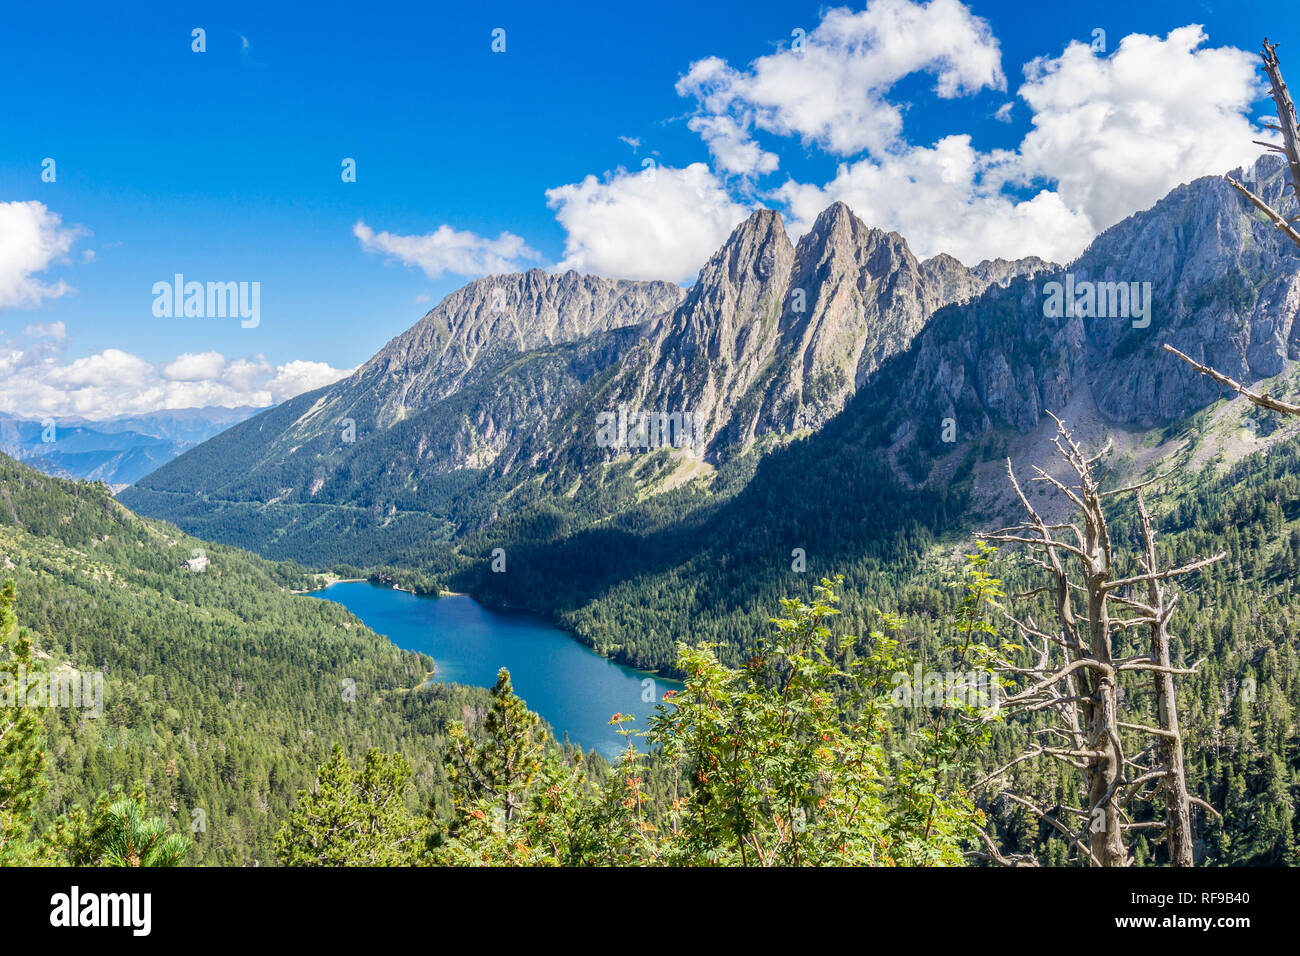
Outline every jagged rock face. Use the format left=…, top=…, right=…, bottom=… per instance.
left=902, top=281, right=1088, bottom=439
left=921, top=254, right=1053, bottom=318
left=655, top=207, right=794, bottom=443
left=265, top=270, right=684, bottom=479
left=351, top=269, right=686, bottom=426
left=887, top=155, right=1300, bottom=467
left=573, top=203, right=1049, bottom=461
left=566, top=209, right=796, bottom=461
left=740, top=202, right=1047, bottom=444
left=971, top=256, right=1055, bottom=289
left=1076, top=155, right=1300, bottom=425
left=130, top=202, right=1059, bottom=529
left=122, top=273, right=683, bottom=517
left=131, top=164, right=1300, bottom=556
left=759, top=203, right=925, bottom=434
left=760, top=203, right=956, bottom=436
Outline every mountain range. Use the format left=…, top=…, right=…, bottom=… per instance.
left=121, top=154, right=1300, bottom=669
left=0, top=406, right=263, bottom=489
left=120, top=204, right=1052, bottom=559
left=10, top=152, right=1300, bottom=868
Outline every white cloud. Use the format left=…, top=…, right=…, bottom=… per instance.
left=545, top=163, right=752, bottom=281
left=751, top=19, right=1266, bottom=264
left=773, top=135, right=1096, bottom=263
left=266, top=360, right=352, bottom=400
left=0, top=345, right=352, bottom=420
left=686, top=115, right=779, bottom=176
left=354, top=220, right=541, bottom=279
left=676, top=0, right=1004, bottom=168
left=162, top=351, right=228, bottom=382
left=1013, top=25, right=1263, bottom=236
left=22, top=321, right=67, bottom=341
left=0, top=201, right=84, bottom=309
left=346, top=8, right=1269, bottom=285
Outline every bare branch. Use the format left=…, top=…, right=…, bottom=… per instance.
left=1224, top=175, right=1300, bottom=248
left=1162, top=344, right=1300, bottom=416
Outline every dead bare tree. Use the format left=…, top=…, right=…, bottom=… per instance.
left=976, top=414, right=1225, bottom=866
left=1229, top=40, right=1300, bottom=251
left=1167, top=40, right=1300, bottom=414
left=1162, top=344, right=1300, bottom=416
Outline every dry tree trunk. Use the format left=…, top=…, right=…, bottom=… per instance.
left=1136, top=493, right=1193, bottom=866
left=1226, top=39, right=1300, bottom=250
left=977, top=415, right=1224, bottom=866
left=1168, top=40, right=1300, bottom=413
left=1162, top=344, right=1300, bottom=415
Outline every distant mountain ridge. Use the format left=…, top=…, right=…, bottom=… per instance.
left=0, top=406, right=263, bottom=488
left=121, top=201, right=1047, bottom=557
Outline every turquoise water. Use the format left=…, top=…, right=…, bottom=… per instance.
left=307, top=582, right=680, bottom=760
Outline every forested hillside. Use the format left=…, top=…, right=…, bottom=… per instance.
left=0, top=454, right=500, bottom=864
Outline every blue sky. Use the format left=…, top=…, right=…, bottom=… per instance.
left=0, top=0, right=1292, bottom=417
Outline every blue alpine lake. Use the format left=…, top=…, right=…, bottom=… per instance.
left=306, top=582, right=681, bottom=760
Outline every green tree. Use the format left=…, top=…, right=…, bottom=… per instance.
left=274, top=746, right=424, bottom=866
left=44, top=786, right=190, bottom=867
left=94, top=797, right=191, bottom=867
left=0, top=580, right=50, bottom=865
left=444, top=669, right=547, bottom=825
left=623, top=576, right=987, bottom=866
left=432, top=669, right=595, bottom=865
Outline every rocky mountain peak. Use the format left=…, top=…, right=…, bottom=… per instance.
left=680, top=208, right=794, bottom=314
left=353, top=270, right=685, bottom=419
left=885, top=153, right=1300, bottom=493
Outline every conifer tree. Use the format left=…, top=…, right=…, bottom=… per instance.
left=46, top=785, right=192, bottom=867
left=444, top=669, right=546, bottom=824
left=96, top=797, right=191, bottom=867
left=0, top=580, right=49, bottom=866
left=274, top=746, right=424, bottom=866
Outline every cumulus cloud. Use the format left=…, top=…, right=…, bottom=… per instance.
left=1013, top=25, right=1263, bottom=235
left=266, top=359, right=351, bottom=400
left=686, top=115, right=779, bottom=176
left=676, top=0, right=1004, bottom=168
left=162, top=351, right=228, bottom=382
left=545, top=163, right=752, bottom=281
left=0, top=340, right=352, bottom=420
left=773, top=135, right=1096, bottom=263
left=670, top=5, right=1266, bottom=265
left=354, top=221, right=541, bottom=279
left=0, top=201, right=84, bottom=309
left=341, top=6, right=1266, bottom=279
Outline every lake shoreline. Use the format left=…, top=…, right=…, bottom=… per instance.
left=306, top=579, right=680, bottom=683
left=303, top=581, right=682, bottom=760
